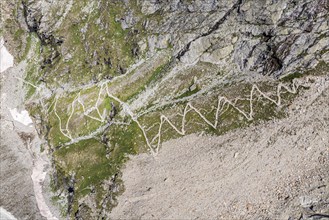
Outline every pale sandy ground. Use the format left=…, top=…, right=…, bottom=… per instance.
left=110, top=75, right=329, bottom=219
left=0, top=42, right=59, bottom=219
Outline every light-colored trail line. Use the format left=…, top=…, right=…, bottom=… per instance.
left=53, top=76, right=311, bottom=156
left=65, top=95, right=79, bottom=138
left=54, top=83, right=107, bottom=135
left=151, top=79, right=305, bottom=154
left=103, top=78, right=303, bottom=155
left=104, top=83, right=155, bottom=155
left=53, top=83, right=125, bottom=145
left=77, top=85, right=106, bottom=123
left=54, top=98, right=73, bottom=140
left=15, top=76, right=39, bottom=89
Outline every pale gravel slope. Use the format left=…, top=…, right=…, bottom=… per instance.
left=0, top=60, right=44, bottom=219
left=110, top=75, right=329, bottom=220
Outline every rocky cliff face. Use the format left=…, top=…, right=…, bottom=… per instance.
left=1, top=0, right=328, bottom=219
left=18, top=0, right=329, bottom=79
left=140, top=0, right=328, bottom=76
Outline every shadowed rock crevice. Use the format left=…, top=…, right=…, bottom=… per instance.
left=22, top=0, right=64, bottom=47
left=176, top=0, right=243, bottom=60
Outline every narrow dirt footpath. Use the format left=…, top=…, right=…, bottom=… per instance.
left=110, top=76, right=329, bottom=219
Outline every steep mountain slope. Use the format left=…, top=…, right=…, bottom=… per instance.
left=1, top=0, right=328, bottom=219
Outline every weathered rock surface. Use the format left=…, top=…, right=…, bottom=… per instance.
left=139, top=0, right=328, bottom=77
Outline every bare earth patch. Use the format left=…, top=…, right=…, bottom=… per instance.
left=110, top=76, right=329, bottom=219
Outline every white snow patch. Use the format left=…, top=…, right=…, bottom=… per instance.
left=0, top=207, right=17, bottom=220
left=0, top=38, right=14, bottom=73
left=9, top=108, right=33, bottom=126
